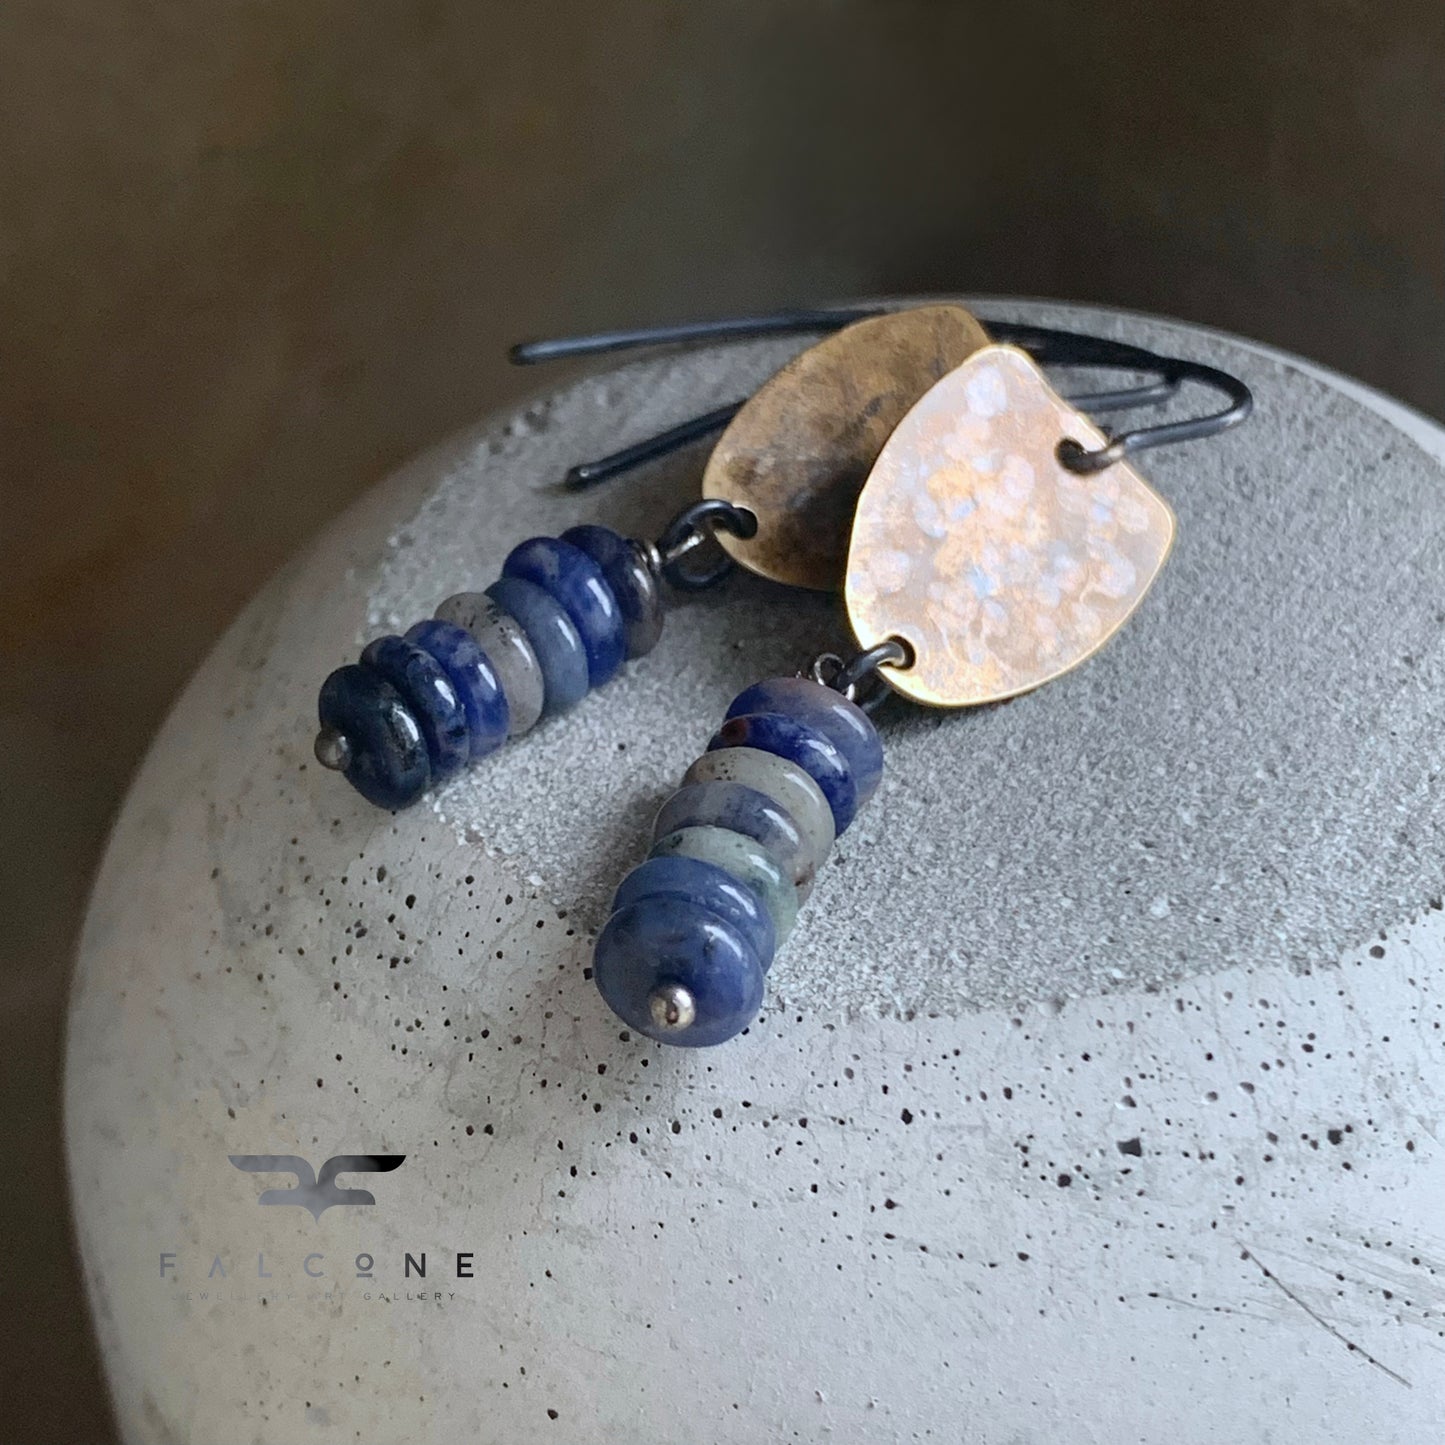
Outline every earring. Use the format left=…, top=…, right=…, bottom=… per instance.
left=595, top=665, right=886, bottom=1047
left=512, top=307, right=1253, bottom=1046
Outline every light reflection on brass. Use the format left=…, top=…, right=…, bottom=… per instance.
left=702, top=305, right=990, bottom=592
left=845, top=345, right=1176, bottom=708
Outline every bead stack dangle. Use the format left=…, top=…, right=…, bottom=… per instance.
left=593, top=672, right=884, bottom=1047
left=313, top=506, right=752, bottom=809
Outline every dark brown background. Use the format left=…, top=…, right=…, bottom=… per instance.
left=3, top=4, right=1442, bottom=1440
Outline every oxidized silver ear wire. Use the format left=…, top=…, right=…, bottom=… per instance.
left=511, top=303, right=1254, bottom=1046
left=513, top=306, right=1250, bottom=495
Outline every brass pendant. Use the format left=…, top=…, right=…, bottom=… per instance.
left=702, top=304, right=990, bottom=592
left=845, top=344, right=1176, bottom=708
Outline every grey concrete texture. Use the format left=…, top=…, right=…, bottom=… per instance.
left=4, top=4, right=1444, bottom=1439
left=369, top=300, right=1445, bottom=1019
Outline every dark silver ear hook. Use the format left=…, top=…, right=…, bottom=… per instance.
left=510, top=305, right=1253, bottom=487
left=996, top=322, right=1255, bottom=474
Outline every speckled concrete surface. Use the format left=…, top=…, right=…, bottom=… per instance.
left=65, top=306, right=1445, bottom=1443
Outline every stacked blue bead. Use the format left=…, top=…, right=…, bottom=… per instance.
left=593, top=675, right=883, bottom=1047
left=315, top=527, right=662, bottom=809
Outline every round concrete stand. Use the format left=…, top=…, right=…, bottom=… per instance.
left=66, top=302, right=1445, bottom=1443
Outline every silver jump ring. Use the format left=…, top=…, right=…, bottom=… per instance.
left=653, top=499, right=758, bottom=591
left=809, top=637, right=912, bottom=713
left=836, top=638, right=912, bottom=696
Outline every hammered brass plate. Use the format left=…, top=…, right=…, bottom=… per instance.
left=845, top=344, right=1176, bottom=708
left=702, top=304, right=990, bottom=591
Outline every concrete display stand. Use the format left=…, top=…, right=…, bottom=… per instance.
left=66, top=302, right=1445, bottom=1443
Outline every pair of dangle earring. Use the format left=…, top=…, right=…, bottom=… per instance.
left=312, top=302, right=1252, bottom=1045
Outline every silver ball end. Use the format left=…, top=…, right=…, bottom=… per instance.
left=314, top=726, right=353, bottom=772
left=647, top=982, right=697, bottom=1033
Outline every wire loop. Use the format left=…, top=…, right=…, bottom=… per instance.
left=652, top=498, right=758, bottom=590
left=808, top=637, right=912, bottom=712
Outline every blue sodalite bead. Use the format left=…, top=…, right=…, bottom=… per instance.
left=612, top=855, right=775, bottom=965
left=725, top=676, right=883, bottom=805
left=318, top=664, right=430, bottom=809
left=561, top=524, right=664, bottom=659
left=360, top=634, right=470, bottom=779
left=484, top=577, right=590, bottom=715
left=708, top=711, right=858, bottom=833
left=593, top=896, right=766, bottom=1047
left=502, top=536, right=625, bottom=687
left=653, top=780, right=818, bottom=896
left=404, top=619, right=509, bottom=762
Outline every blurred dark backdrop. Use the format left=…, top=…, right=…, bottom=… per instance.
left=2, top=3, right=1442, bottom=1440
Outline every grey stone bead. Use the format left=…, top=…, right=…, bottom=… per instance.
left=650, top=823, right=799, bottom=944
left=682, top=747, right=835, bottom=880
left=653, top=779, right=823, bottom=898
